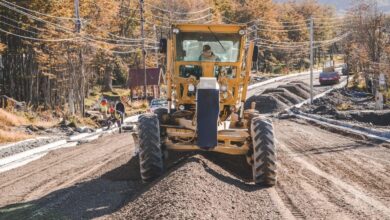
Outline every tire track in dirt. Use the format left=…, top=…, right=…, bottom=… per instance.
left=0, top=153, right=78, bottom=189
left=274, top=119, right=390, bottom=218
left=278, top=120, right=390, bottom=205
left=284, top=137, right=390, bottom=201
left=267, top=187, right=301, bottom=219
left=273, top=148, right=354, bottom=219
left=0, top=134, right=134, bottom=207
left=23, top=147, right=127, bottom=201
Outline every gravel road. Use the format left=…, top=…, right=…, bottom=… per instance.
left=247, top=71, right=347, bottom=97
left=0, top=119, right=389, bottom=219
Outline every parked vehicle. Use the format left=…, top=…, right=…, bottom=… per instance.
left=319, top=71, right=340, bottom=85
left=149, top=98, right=168, bottom=111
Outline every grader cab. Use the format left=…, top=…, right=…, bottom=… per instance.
left=135, top=24, right=277, bottom=186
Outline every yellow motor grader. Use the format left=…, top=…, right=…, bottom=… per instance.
left=135, top=24, right=276, bottom=186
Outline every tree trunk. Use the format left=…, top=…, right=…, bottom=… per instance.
left=102, top=66, right=113, bottom=92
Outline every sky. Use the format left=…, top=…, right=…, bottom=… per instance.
left=273, top=0, right=390, bottom=13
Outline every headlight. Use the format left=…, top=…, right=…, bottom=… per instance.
left=188, top=84, right=195, bottom=92
left=173, top=28, right=180, bottom=34
left=239, top=29, right=246, bottom=35
left=179, top=105, right=185, bottom=110
left=220, top=84, right=227, bottom=92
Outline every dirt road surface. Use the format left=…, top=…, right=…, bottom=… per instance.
left=247, top=72, right=347, bottom=97
left=0, top=118, right=389, bottom=219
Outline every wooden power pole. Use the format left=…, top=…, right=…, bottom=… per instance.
left=309, top=16, right=314, bottom=104
left=75, top=0, right=85, bottom=116
left=140, top=0, right=147, bottom=99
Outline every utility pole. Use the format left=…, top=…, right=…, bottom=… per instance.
left=254, top=25, right=258, bottom=72
left=169, top=0, right=173, bottom=28
left=309, top=16, right=314, bottom=104
left=140, top=0, right=147, bottom=99
left=74, top=0, right=85, bottom=116
left=154, top=24, right=158, bottom=68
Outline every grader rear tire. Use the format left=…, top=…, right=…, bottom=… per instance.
left=251, top=117, right=277, bottom=186
left=138, top=114, right=163, bottom=182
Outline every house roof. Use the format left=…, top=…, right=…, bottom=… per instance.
left=128, top=68, right=161, bottom=88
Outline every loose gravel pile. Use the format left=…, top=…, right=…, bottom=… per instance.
left=245, top=81, right=311, bottom=114
left=110, top=155, right=280, bottom=220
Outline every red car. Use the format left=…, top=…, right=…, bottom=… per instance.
left=319, top=71, right=340, bottom=85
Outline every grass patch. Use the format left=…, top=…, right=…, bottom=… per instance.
left=0, top=109, right=28, bottom=128
left=0, top=129, right=32, bottom=144
left=0, top=108, right=58, bottom=144
left=65, top=115, right=99, bottom=128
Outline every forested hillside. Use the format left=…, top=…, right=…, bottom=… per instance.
left=0, top=0, right=388, bottom=114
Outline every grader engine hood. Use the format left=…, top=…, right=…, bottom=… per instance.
left=197, top=77, right=219, bottom=148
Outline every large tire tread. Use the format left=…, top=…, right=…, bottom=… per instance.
left=138, top=114, right=163, bottom=182
left=251, top=117, right=277, bottom=186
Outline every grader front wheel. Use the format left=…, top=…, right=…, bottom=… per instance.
left=251, top=117, right=277, bottom=186
left=138, top=114, right=164, bottom=182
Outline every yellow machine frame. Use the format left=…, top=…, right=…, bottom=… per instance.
left=163, top=23, right=256, bottom=156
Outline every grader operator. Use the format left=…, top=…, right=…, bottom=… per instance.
left=135, top=24, right=277, bottom=186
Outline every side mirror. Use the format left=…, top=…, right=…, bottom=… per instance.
left=159, top=38, right=167, bottom=54
left=252, top=46, right=259, bottom=62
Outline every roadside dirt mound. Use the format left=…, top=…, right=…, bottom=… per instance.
left=246, top=82, right=312, bottom=114
left=300, top=88, right=390, bottom=127
left=263, top=88, right=305, bottom=105
left=288, top=81, right=311, bottom=93
left=245, top=95, right=289, bottom=114
left=110, top=155, right=279, bottom=220
left=277, top=84, right=310, bottom=99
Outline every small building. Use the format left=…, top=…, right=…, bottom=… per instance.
left=128, top=68, right=163, bottom=100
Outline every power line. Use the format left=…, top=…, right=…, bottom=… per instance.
left=248, top=26, right=309, bottom=33
left=146, top=12, right=212, bottom=22
left=0, top=17, right=156, bottom=48
left=144, top=2, right=211, bottom=15
left=0, top=27, right=79, bottom=42
left=0, top=0, right=79, bottom=21
left=0, top=15, right=46, bottom=32
left=0, top=2, right=155, bottom=47
left=0, top=1, right=75, bottom=33
left=0, top=20, right=41, bottom=36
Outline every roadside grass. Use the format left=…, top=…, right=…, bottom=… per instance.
left=67, top=115, right=100, bottom=128
left=0, top=109, right=28, bottom=128
left=0, top=108, right=58, bottom=144
left=0, top=109, right=31, bottom=143
left=0, top=129, right=32, bottom=143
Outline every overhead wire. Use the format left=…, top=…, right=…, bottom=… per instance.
left=0, top=0, right=79, bottom=21
left=144, top=2, right=211, bottom=15
left=0, top=1, right=155, bottom=47
left=0, top=15, right=48, bottom=32
left=0, top=19, right=42, bottom=36
left=146, top=12, right=212, bottom=22
left=0, top=27, right=79, bottom=42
